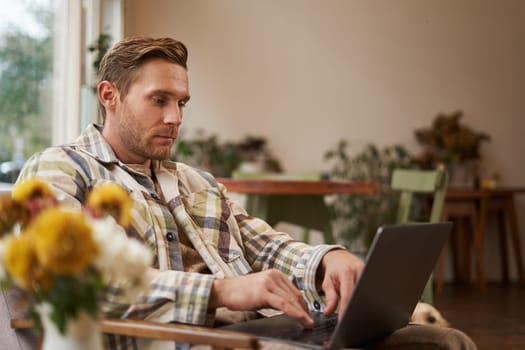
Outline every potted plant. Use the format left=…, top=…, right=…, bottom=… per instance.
left=172, top=130, right=282, bottom=177
left=412, top=110, right=490, bottom=188
left=0, top=179, right=151, bottom=350
left=324, top=140, right=413, bottom=251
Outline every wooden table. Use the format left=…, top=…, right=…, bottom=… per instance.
left=439, top=187, right=525, bottom=292
left=217, top=178, right=380, bottom=195
left=217, top=178, right=380, bottom=244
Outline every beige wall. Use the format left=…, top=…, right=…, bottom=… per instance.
left=124, top=0, right=525, bottom=281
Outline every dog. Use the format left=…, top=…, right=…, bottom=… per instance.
left=411, top=302, right=450, bottom=327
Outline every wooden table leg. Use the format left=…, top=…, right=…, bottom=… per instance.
left=496, top=209, right=510, bottom=283
left=460, top=219, right=472, bottom=284
left=506, top=197, right=525, bottom=287
left=474, top=197, right=487, bottom=293
left=449, top=221, right=463, bottom=284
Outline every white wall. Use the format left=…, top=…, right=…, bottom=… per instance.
left=124, top=0, right=525, bottom=282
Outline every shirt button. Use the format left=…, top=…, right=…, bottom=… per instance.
left=166, top=232, right=175, bottom=241
left=313, top=300, right=321, bottom=310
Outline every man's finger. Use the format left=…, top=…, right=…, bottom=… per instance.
left=271, top=274, right=309, bottom=312
left=322, top=277, right=339, bottom=316
left=266, top=291, right=314, bottom=328
left=335, top=274, right=356, bottom=320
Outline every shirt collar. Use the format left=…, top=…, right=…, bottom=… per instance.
left=74, top=123, right=119, bottom=164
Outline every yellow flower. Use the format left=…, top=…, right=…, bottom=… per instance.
left=12, top=177, right=55, bottom=203
left=1, top=178, right=151, bottom=334
left=0, top=195, right=27, bottom=235
left=12, top=178, right=58, bottom=224
left=87, top=183, right=132, bottom=227
left=3, top=236, right=38, bottom=289
left=29, top=208, right=99, bottom=276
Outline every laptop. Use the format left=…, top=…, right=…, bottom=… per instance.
left=222, top=222, right=452, bottom=349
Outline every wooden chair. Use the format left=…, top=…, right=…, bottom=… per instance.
left=390, top=167, right=449, bottom=304
left=231, top=171, right=336, bottom=244
left=439, top=194, right=482, bottom=293
left=1, top=289, right=40, bottom=350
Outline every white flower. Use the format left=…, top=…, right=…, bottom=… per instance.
left=89, top=216, right=152, bottom=300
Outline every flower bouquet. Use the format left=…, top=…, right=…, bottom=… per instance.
left=0, top=178, right=152, bottom=350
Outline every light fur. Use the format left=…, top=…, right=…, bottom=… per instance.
left=411, top=302, right=450, bottom=327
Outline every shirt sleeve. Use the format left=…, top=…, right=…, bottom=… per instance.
left=219, top=183, right=345, bottom=312
left=103, top=268, right=215, bottom=325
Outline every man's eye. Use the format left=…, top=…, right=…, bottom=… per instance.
left=152, top=97, right=167, bottom=106
left=178, top=100, right=187, bottom=108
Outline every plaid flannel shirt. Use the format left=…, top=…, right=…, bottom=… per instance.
left=18, top=124, right=339, bottom=349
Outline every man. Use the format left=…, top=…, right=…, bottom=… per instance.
left=18, top=37, right=475, bottom=349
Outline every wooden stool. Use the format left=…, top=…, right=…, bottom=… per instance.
left=437, top=201, right=486, bottom=293
left=487, top=194, right=525, bottom=285
left=436, top=188, right=525, bottom=296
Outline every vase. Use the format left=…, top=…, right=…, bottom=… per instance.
left=447, top=160, right=480, bottom=189
left=38, top=303, right=103, bottom=350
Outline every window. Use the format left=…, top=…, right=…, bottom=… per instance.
left=0, top=0, right=61, bottom=182
left=0, top=0, right=122, bottom=183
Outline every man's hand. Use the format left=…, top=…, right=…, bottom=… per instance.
left=317, top=249, right=364, bottom=319
left=209, top=269, right=314, bottom=328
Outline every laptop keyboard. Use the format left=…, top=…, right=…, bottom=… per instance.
left=269, top=312, right=338, bottom=345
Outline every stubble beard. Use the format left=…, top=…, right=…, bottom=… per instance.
left=119, top=113, right=174, bottom=162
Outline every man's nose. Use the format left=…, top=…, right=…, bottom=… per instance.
left=164, top=106, right=182, bottom=125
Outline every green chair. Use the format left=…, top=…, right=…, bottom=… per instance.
left=390, top=167, right=449, bottom=304
left=232, top=171, right=336, bottom=244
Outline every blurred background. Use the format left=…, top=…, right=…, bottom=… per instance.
left=0, top=0, right=523, bottom=283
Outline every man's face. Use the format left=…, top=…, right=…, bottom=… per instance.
left=107, top=58, right=190, bottom=164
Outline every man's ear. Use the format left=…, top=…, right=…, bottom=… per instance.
left=98, top=81, right=119, bottom=113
